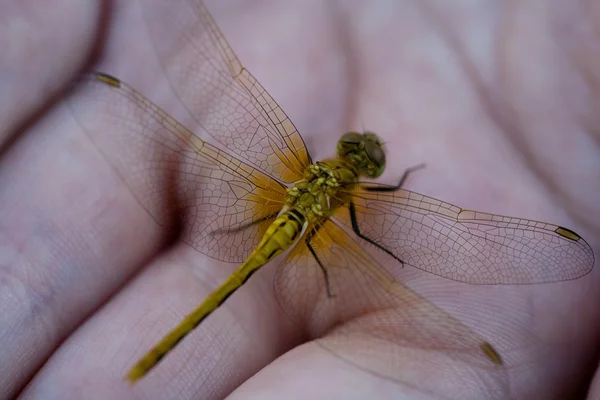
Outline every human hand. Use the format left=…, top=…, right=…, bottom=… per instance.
left=1, top=1, right=599, bottom=399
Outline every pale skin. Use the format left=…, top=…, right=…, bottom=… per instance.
left=1, top=0, right=599, bottom=399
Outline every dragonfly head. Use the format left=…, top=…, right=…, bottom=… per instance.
left=337, top=132, right=386, bottom=178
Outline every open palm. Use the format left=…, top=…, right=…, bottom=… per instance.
left=1, top=1, right=599, bottom=399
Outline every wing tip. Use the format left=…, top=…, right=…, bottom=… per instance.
left=554, top=226, right=582, bottom=241
left=480, top=342, right=503, bottom=365
left=93, top=72, right=122, bottom=88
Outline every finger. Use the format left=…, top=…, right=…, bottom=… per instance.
left=0, top=53, right=174, bottom=400
left=229, top=345, right=420, bottom=400
left=0, top=0, right=101, bottom=149
left=587, top=370, right=600, bottom=400
left=19, top=246, right=298, bottom=400
left=0, top=0, right=250, bottom=395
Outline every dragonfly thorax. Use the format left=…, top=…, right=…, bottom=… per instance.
left=285, top=161, right=357, bottom=222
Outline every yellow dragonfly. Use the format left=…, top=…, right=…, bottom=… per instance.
left=68, top=0, right=594, bottom=394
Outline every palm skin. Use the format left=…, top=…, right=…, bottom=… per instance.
left=1, top=1, right=599, bottom=399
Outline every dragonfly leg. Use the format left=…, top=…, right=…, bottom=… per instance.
left=306, top=227, right=335, bottom=298
left=363, top=163, right=426, bottom=192
left=349, top=201, right=405, bottom=265
left=209, top=213, right=277, bottom=236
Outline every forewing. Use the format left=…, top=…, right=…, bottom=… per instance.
left=274, top=220, right=507, bottom=398
left=137, top=0, right=311, bottom=183
left=337, top=187, right=594, bottom=284
left=68, top=73, right=286, bottom=263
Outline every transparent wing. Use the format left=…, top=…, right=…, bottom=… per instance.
left=334, top=186, right=594, bottom=284
left=138, top=0, right=311, bottom=183
left=68, top=73, right=287, bottom=263
left=274, top=219, right=508, bottom=398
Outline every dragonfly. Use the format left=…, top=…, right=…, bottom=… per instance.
left=68, top=0, right=594, bottom=394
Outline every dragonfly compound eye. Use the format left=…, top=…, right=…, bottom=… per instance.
left=340, top=131, right=363, bottom=144
left=337, top=132, right=386, bottom=178
left=337, top=132, right=363, bottom=158
left=363, top=134, right=386, bottom=178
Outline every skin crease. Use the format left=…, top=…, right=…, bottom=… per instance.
left=0, top=0, right=599, bottom=399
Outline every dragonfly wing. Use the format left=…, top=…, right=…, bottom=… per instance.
left=68, top=73, right=286, bottom=263
left=274, top=220, right=508, bottom=398
left=335, top=187, right=594, bottom=284
left=137, top=0, right=311, bottom=183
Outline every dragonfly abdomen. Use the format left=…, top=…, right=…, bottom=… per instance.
left=254, top=208, right=307, bottom=261
left=126, top=208, right=307, bottom=383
